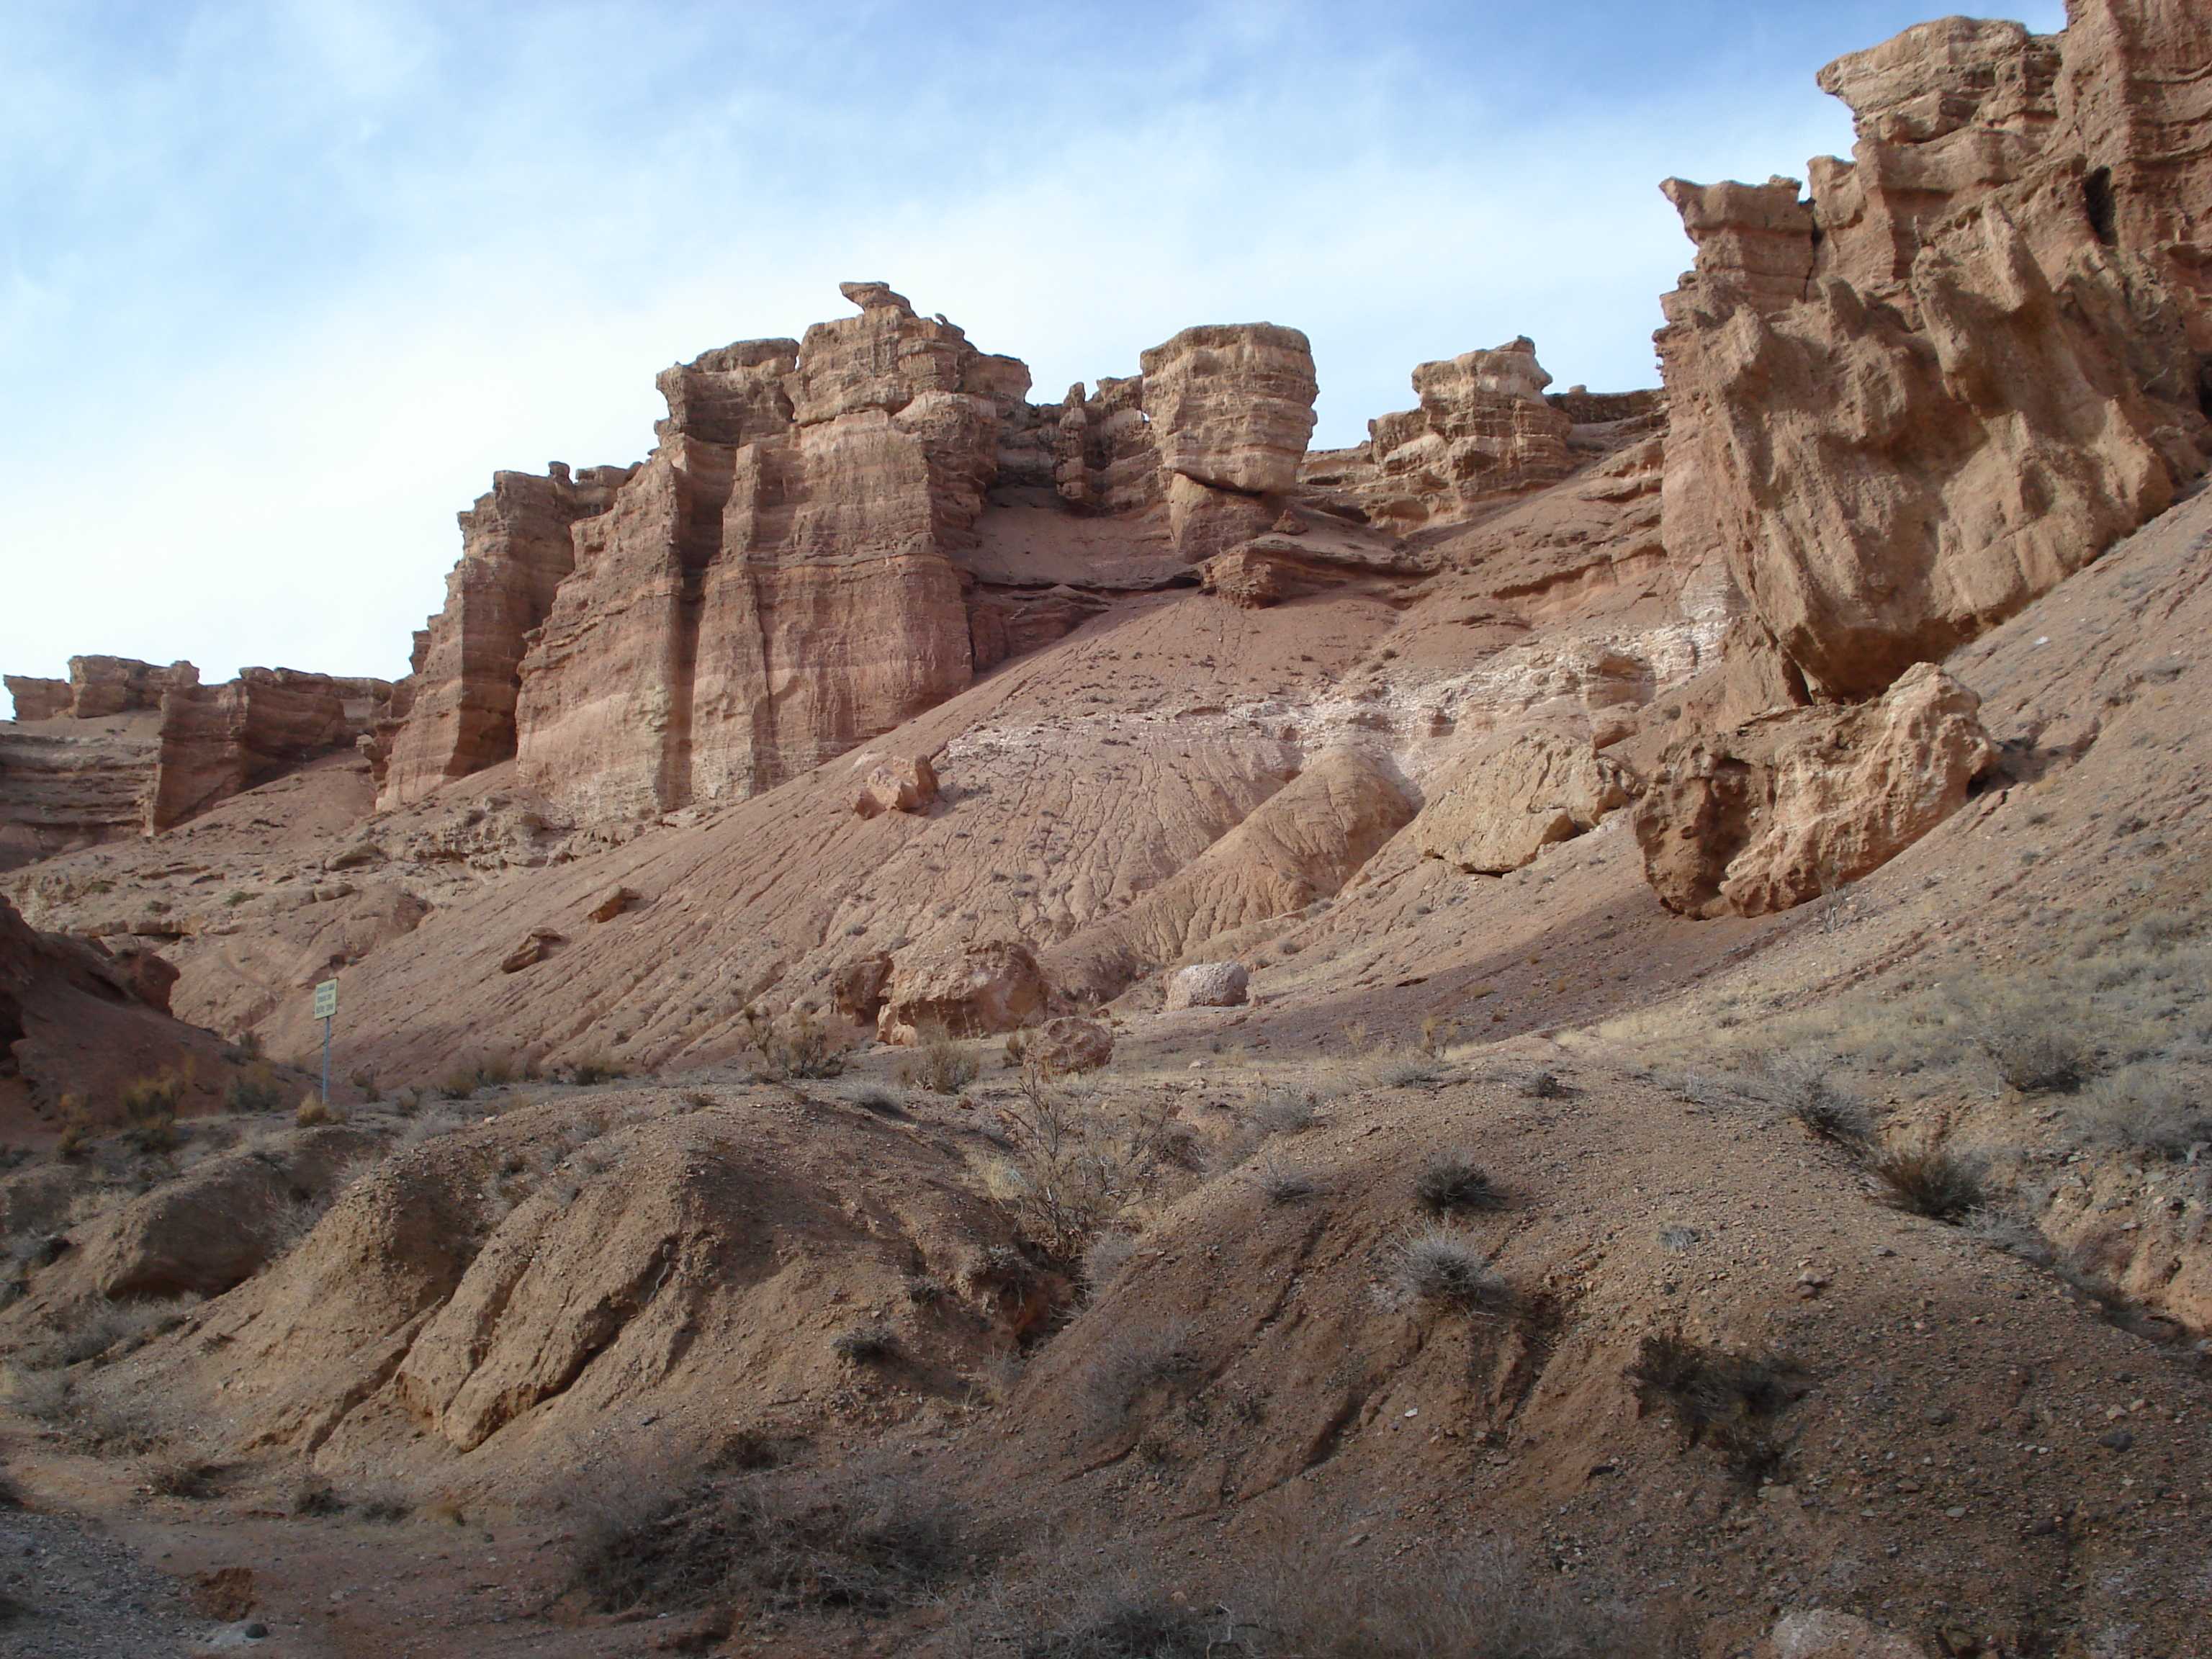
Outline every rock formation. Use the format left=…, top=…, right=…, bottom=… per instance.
left=1164, top=961, right=1249, bottom=1011
left=1139, top=323, right=1318, bottom=560
left=1411, top=727, right=1639, bottom=876
left=1632, top=662, right=1996, bottom=918
left=147, top=666, right=392, bottom=831
left=876, top=938, right=1048, bottom=1041
left=1659, top=9, right=2212, bottom=701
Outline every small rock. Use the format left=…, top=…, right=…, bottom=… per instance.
left=587, top=885, right=641, bottom=923
left=2098, top=1428, right=2134, bottom=1451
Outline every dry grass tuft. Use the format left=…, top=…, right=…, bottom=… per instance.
left=899, top=1027, right=979, bottom=1094
left=740, top=1006, right=847, bottom=1082
left=832, top=1324, right=901, bottom=1364
left=1411, top=1155, right=1503, bottom=1215
left=1869, top=1141, right=1988, bottom=1223
left=1392, top=1228, right=1511, bottom=1316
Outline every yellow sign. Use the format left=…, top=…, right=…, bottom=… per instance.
left=313, top=979, right=338, bottom=1020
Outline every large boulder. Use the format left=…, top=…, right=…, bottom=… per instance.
left=876, top=939, right=1048, bottom=1040
left=1632, top=662, right=1997, bottom=918
left=1165, top=962, right=1249, bottom=1011
left=1412, top=727, right=1639, bottom=875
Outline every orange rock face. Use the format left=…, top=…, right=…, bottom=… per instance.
left=1658, top=8, right=2212, bottom=701
left=147, top=667, right=392, bottom=832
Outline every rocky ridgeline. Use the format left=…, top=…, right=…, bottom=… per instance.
left=1, top=656, right=390, bottom=869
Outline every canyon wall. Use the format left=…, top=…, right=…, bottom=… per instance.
left=1660, top=7, right=2212, bottom=701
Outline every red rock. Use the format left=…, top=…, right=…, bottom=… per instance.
left=148, top=667, right=392, bottom=832
left=853, top=755, right=938, bottom=818
left=876, top=938, right=1047, bottom=1040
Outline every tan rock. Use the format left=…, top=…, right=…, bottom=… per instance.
left=830, top=952, right=894, bottom=1024
left=499, top=927, right=565, bottom=974
left=1025, top=1015, right=1113, bottom=1074
left=1412, top=727, right=1639, bottom=875
left=4, top=676, right=70, bottom=721
left=1164, top=961, right=1248, bottom=1010
left=1141, top=324, right=1316, bottom=559
left=586, top=885, right=640, bottom=923
left=1658, top=9, right=2212, bottom=700
left=877, top=939, right=1046, bottom=1040
left=148, top=667, right=392, bottom=831
left=853, top=755, right=938, bottom=819
left=1632, top=662, right=1997, bottom=918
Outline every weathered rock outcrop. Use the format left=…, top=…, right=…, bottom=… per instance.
left=1141, top=323, right=1318, bottom=561
left=1660, top=7, right=2212, bottom=701
left=148, top=667, right=392, bottom=832
left=1412, top=727, right=1640, bottom=876
left=1164, top=961, right=1249, bottom=1011
left=374, top=462, right=633, bottom=807
left=1632, top=662, right=1996, bottom=918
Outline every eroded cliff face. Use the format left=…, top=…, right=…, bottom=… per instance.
left=1660, top=8, right=2212, bottom=701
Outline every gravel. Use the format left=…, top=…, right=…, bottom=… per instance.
left=0, top=1506, right=227, bottom=1657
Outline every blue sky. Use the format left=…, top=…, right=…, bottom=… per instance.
left=3, top=1, right=2067, bottom=688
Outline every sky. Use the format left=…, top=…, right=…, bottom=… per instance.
left=2, top=0, right=2069, bottom=688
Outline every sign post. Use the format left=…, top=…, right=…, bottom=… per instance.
left=313, top=978, right=338, bottom=1105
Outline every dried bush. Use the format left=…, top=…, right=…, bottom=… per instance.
left=1023, top=1595, right=1213, bottom=1658
left=50, top=1295, right=198, bottom=1367
left=987, top=1075, right=1192, bottom=1262
left=295, top=1092, right=342, bottom=1128
left=1869, top=1141, right=1988, bottom=1222
left=117, top=1067, right=186, bottom=1154
left=2077, top=1064, right=2212, bottom=1159
left=1755, top=1054, right=1875, bottom=1147
left=1972, top=1003, right=2100, bottom=1093
left=224, top=1064, right=287, bottom=1114
left=570, top=1054, right=629, bottom=1087
left=1363, top=1048, right=1448, bottom=1089
left=832, top=1324, right=900, bottom=1364
left=899, top=1027, right=979, bottom=1094
left=1628, top=1331, right=1804, bottom=1488
left=1516, top=1069, right=1566, bottom=1100
left=845, top=1082, right=906, bottom=1118
left=1392, top=1228, right=1511, bottom=1316
left=1244, top=1087, right=1323, bottom=1137
left=567, top=1471, right=971, bottom=1616
left=1254, top=1541, right=1681, bottom=1659
left=740, top=1006, right=846, bottom=1082
left=1412, top=1155, right=1503, bottom=1215
left=1249, top=1158, right=1327, bottom=1205
left=54, top=1095, right=91, bottom=1160
left=1081, top=1231, right=1139, bottom=1296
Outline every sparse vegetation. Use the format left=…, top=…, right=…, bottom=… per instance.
left=1759, top=1053, right=1875, bottom=1147
left=739, top=1004, right=847, bottom=1081
left=1517, top=1068, right=1565, bottom=1099
left=2077, top=1063, right=2212, bottom=1159
left=1869, top=1139, right=1988, bottom=1222
left=845, top=1082, right=904, bottom=1118
left=899, top=1025, right=979, bottom=1094
left=1084, top=1321, right=1203, bottom=1426
left=565, top=1470, right=971, bottom=1615
left=223, top=1063, right=286, bottom=1114
left=570, top=1053, right=629, bottom=1087
left=1412, top=1154, right=1503, bottom=1215
left=117, top=1067, right=186, bottom=1154
left=143, top=1457, right=220, bottom=1499
left=832, top=1324, right=900, bottom=1364
left=1249, top=1156, right=1327, bottom=1205
left=1391, top=1227, right=1511, bottom=1315
left=295, top=1091, right=341, bottom=1128
left=1628, top=1331, right=1804, bottom=1488
left=1973, top=999, right=2101, bottom=1093
left=984, top=1069, right=1193, bottom=1262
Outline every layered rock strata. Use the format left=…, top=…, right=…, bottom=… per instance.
left=1660, top=6, right=2212, bottom=701
left=147, top=667, right=392, bottom=832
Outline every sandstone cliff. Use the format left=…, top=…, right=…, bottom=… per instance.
left=1660, top=7, right=2212, bottom=701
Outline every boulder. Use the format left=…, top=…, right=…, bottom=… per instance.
left=500, top=927, right=565, bottom=974
left=1140, top=324, right=1317, bottom=559
left=586, top=885, right=641, bottom=923
left=1025, top=1016, right=1114, bottom=1074
left=1412, top=727, right=1639, bottom=875
left=1657, top=12, right=2212, bottom=701
left=830, top=953, right=894, bottom=1024
left=1165, top=961, right=1249, bottom=1010
left=853, top=755, right=939, bottom=818
left=876, top=939, right=1047, bottom=1040
left=1632, top=662, right=1997, bottom=918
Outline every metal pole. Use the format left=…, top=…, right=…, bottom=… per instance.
left=322, top=1015, right=331, bottom=1106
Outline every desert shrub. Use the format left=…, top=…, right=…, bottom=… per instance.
left=1516, top=1069, right=1566, bottom=1100
left=740, top=1005, right=847, bottom=1082
left=348, top=1067, right=383, bottom=1105
left=1628, top=1331, right=1804, bottom=1488
left=143, top=1457, right=220, bottom=1499
left=1412, top=1155, right=1503, bottom=1215
left=570, top=1054, right=629, bottom=1087
left=1250, top=1158, right=1327, bottom=1205
left=1363, top=1048, right=1447, bottom=1089
left=1972, top=1002, right=2100, bottom=1093
left=224, top=1064, right=287, bottom=1114
left=2077, top=1064, right=2212, bottom=1159
left=1083, top=1321, right=1204, bottom=1427
left=290, top=1473, right=346, bottom=1516
left=987, top=1077, right=1192, bottom=1262
left=567, top=1472, right=971, bottom=1615
left=832, top=1324, right=900, bottom=1364
left=54, top=1094, right=91, bottom=1159
left=1869, top=1141, right=1988, bottom=1222
left=353, top=1491, right=413, bottom=1523
left=899, top=1026, right=978, bottom=1094
left=1244, top=1087, right=1321, bottom=1137
left=1255, top=1541, right=1679, bottom=1659
left=51, top=1295, right=198, bottom=1367
left=117, top=1067, right=186, bottom=1154
left=1759, top=1054, right=1874, bottom=1147
left=295, top=1092, right=344, bottom=1128
left=1657, top=1224, right=1701, bottom=1253
left=1392, top=1228, right=1511, bottom=1316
